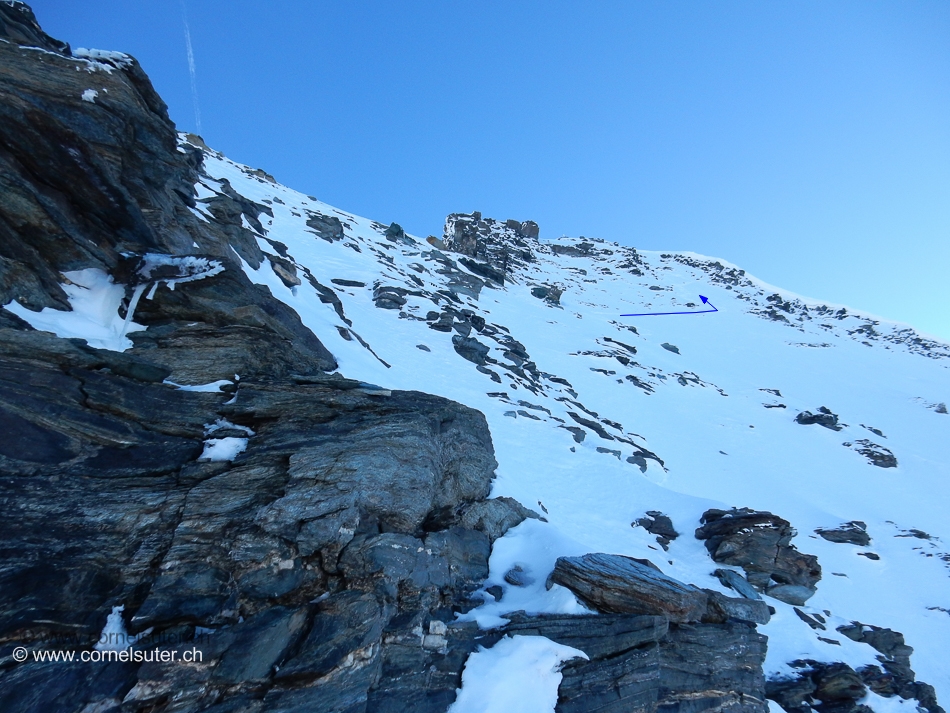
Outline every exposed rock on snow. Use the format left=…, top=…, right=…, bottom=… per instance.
left=816, top=522, right=872, bottom=546
left=843, top=439, right=898, bottom=468
left=634, top=510, right=680, bottom=550
left=695, top=508, right=822, bottom=605
left=795, top=406, right=844, bottom=431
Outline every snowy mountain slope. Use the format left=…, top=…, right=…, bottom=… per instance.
left=178, top=140, right=950, bottom=706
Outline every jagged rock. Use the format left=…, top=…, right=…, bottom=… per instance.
left=531, top=284, right=563, bottom=305
left=795, top=407, right=843, bottom=431
left=695, top=508, right=821, bottom=603
left=551, top=553, right=709, bottom=623
left=457, top=496, right=543, bottom=543
left=451, top=334, right=490, bottom=365
left=634, top=511, right=679, bottom=550
left=844, top=439, right=898, bottom=468
left=660, top=343, right=680, bottom=354
left=816, top=522, right=871, bottom=546
left=442, top=212, right=536, bottom=277
left=305, top=211, right=345, bottom=242
left=373, top=285, right=408, bottom=309
left=714, top=569, right=762, bottom=600
left=498, top=611, right=767, bottom=713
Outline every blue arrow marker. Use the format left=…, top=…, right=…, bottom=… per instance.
left=621, top=295, right=719, bottom=317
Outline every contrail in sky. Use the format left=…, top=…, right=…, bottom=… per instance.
left=181, top=0, right=202, bottom=134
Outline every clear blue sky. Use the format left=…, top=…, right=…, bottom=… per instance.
left=31, top=1, right=950, bottom=340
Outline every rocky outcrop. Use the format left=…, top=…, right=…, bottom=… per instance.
left=546, top=554, right=770, bottom=712
left=0, top=8, right=509, bottom=711
left=695, top=508, right=821, bottom=605
left=442, top=211, right=538, bottom=282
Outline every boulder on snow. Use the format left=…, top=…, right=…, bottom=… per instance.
left=816, top=522, right=871, bottom=546
left=451, top=335, right=490, bottom=365
left=633, top=511, right=679, bottom=550
left=551, top=553, right=709, bottom=622
left=844, top=439, right=898, bottom=468
left=795, top=406, right=843, bottom=431
left=696, top=508, right=821, bottom=603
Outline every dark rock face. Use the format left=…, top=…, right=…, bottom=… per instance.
left=499, top=610, right=768, bottom=713
left=816, top=522, right=871, bottom=546
left=0, top=5, right=794, bottom=712
left=0, top=10, right=509, bottom=710
left=695, top=508, right=821, bottom=605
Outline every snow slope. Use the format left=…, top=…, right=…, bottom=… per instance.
left=76, top=138, right=950, bottom=707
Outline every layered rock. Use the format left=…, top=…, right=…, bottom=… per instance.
left=547, top=553, right=770, bottom=713
left=695, top=508, right=821, bottom=605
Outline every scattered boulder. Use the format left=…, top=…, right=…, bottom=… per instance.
left=451, top=335, right=490, bottom=365
left=306, top=211, right=345, bottom=242
left=795, top=407, right=843, bottom=431
left=844, top=439, right=897, bottom=468
left=695, top=508, right=821, bottom=604
left=660, top=343, right=680, bottom=354
left=633, top=511, right=679, bottom=550
left=372, top=285, right=408, bottom=309
left=531, top=284, right=563, bottom=306
left=816, top=522, right=870, bottom=546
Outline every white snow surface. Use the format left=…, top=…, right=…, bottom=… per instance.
left=81, top=88, right=98, bottom=103
left=3, top=268, right=145, bottom=351
left=199, top=437, right=248, bottom=462
left=447, top=635, right=587, bottom=713
left=186, top=141, right=950, bottom=710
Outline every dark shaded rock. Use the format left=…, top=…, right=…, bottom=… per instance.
left=857, top=552, right=880, bottom=560
left=634, top=511, right=679, bottom=550
left=532, top=284, right=563, bottom=305
left=504, top=565, right=534, bottom=587
left=331, top=278, right=366, bottom=287
left=660, top=343, right=680, bottom=354
left=505, top=611, right=668, bottom=662
left=373, top=285, right=408, bottom=309
left=457, top=496, right=543, bottom=543
left=695, top=508, right=821, bottom=604
left=702, top=590, right=771, bottom=625
left=795, top=407, right=843, bottom=431
left=714, top=569, right=761, bottom=600
left=306, top=211, right=345, bottom=242
left=0, top=1, right=70, bottom=54
left=442, top=212, right=536, bottom=278
left=498, top=611, right=767, bottom=713
left=451, top=335, right=490, bottom=365
left=551, top=553, right=709, bottom=623
left=816, top=522, right=870, bottom=546
left=459, top=256, right=505, bottom=285
left=845, top=439, right=897, bottom=468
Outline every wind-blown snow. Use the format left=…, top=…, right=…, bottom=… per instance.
left=447, top=635, right=587, bottom=713
left=3, top=268, right=145, bottom=351
left=182, top=140, right=950, bottom=709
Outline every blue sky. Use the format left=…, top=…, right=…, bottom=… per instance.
left=32, top=1, right=950, bottom=340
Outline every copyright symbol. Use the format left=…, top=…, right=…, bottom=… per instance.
left=12, top=647, right=28, bottom=662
